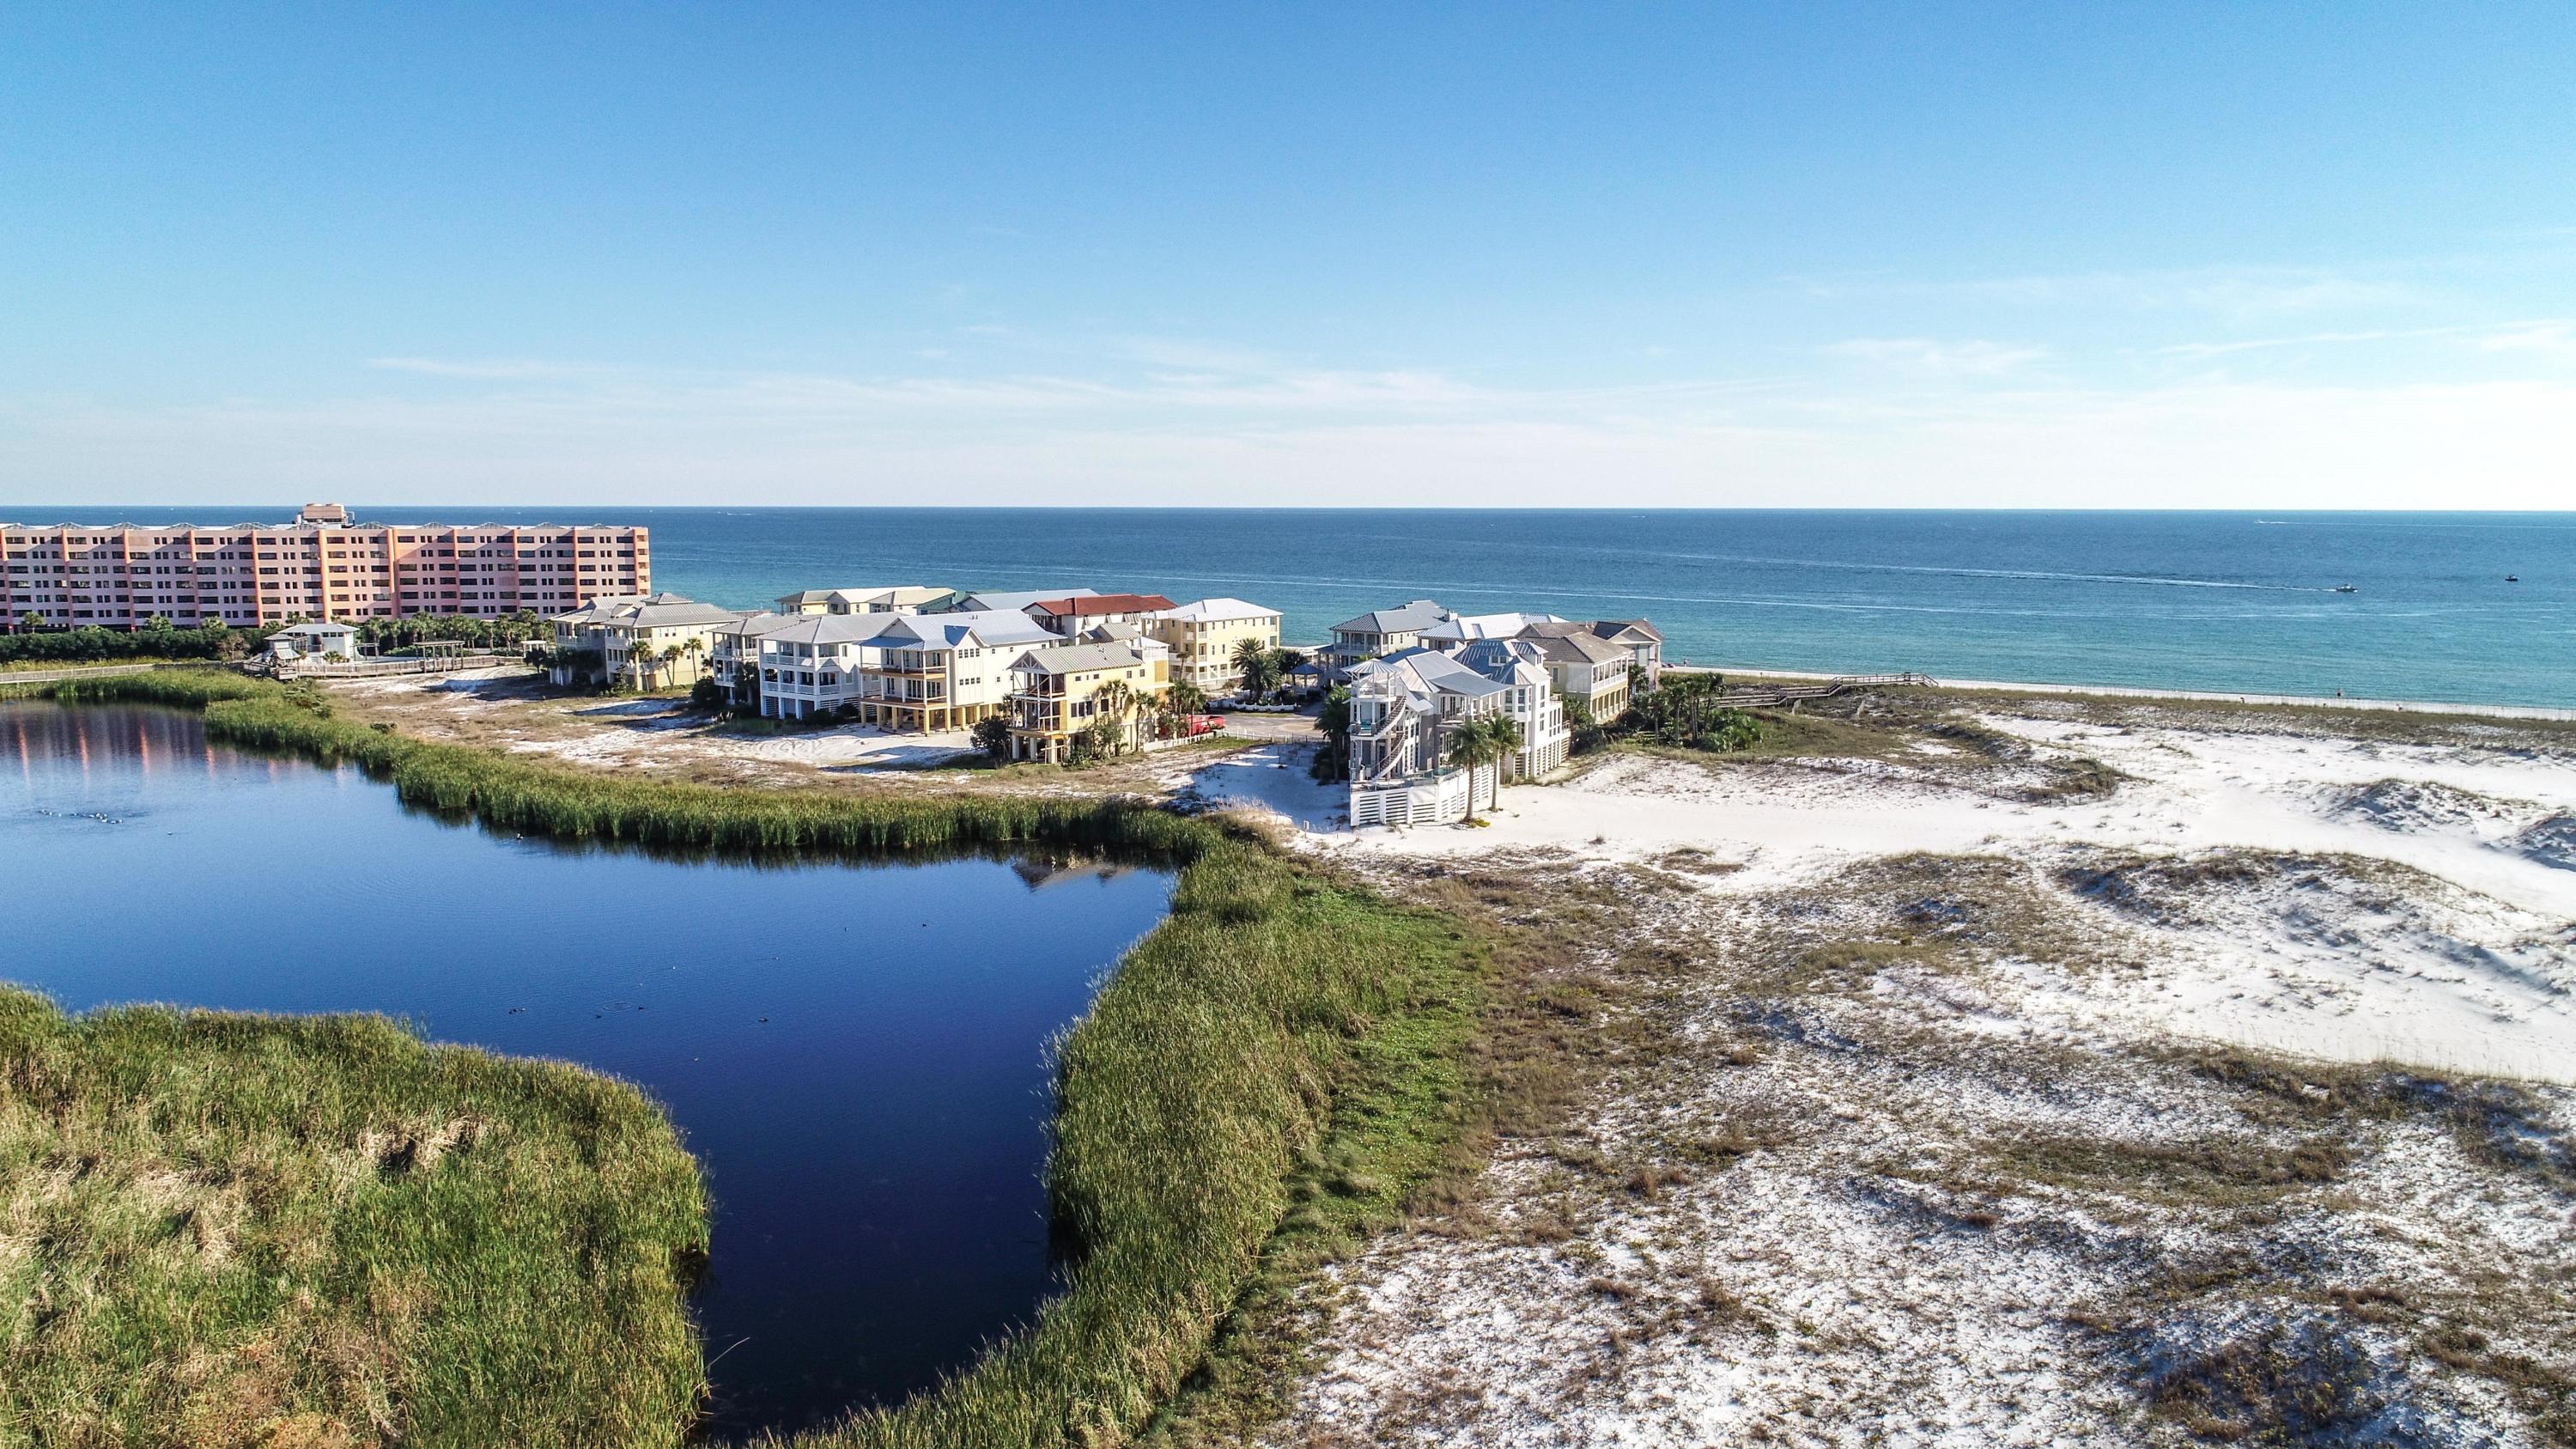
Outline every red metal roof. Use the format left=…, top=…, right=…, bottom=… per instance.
left=1026, top=593, right=1176, bottom=618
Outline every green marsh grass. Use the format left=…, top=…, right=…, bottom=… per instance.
left=21, top=671, right=1488, bottom=1448
left=0, top=988, right=707, bottom=1447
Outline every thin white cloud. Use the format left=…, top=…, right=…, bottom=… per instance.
left=9, top=371, right=2573, bottom=511
left=1822, top=338, right=2049, bottom=376
left=2154, top=320, right=2576, bottom=360
left=2480, top=321, right=2576, bottom=360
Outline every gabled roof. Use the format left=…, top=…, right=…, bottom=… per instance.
left=551, top=593, right=741, bottom=630
left=1522, top=626, right=1628, bottom=667
left=775, top=585, right=957, bottom=611
left=1008, top=641, right=1157, bottom=676
left=1589, top=618, right=1664, bottom=643
left=710, top=611, right=806, bottom=640
left=1455, top=637, right=1554, bottom=688
left=617, top=598, right=744, bottom=629
left=1349, top=646, right=1510, bottom=700
left=955, top=587, right=1100, bottom=613
left=874, top=608, right=1057, bottom=651
left=549, top=594, right=653, bottom=625
left=1420, top=611, right=1567, bottom=643
left=1026, top=593, right=1176, bottom=618
left=761, top=612, right=916, bottom=648
left=273, top=620, right=356, bottom=637
left=1330, top=600, right=1449, bottom=636
left=1156, top=597, right=1277, bottom=624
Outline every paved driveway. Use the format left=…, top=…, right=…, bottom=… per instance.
left=1218, top=709, right=1321, bottom=742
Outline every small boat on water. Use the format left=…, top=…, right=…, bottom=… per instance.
left=2332, top=583, right=2359, bottom=594
left=2506, top=575, right=2521, bottom=582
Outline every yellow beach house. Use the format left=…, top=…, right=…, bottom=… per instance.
left=1003, top=640, right=1169, bottom=764
left=1144, top=596, right=1282, bottom=695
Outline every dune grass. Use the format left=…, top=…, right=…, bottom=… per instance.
left=0, top=988, right=708, bottom=1448
left=20, top=670, right=1492, bottom=1448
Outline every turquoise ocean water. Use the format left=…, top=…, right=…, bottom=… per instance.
left=26, top=508, right=2576, bottom=707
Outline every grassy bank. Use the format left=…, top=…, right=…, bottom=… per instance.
left=19, top=670, right=1489, bottom=1448
left=0, top=988, right=708, bottom=1447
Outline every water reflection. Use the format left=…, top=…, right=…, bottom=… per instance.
left=0, top=702, right=1176, bottom=1434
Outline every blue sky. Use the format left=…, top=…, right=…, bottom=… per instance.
left=4, top=3, right=2573, bottom=508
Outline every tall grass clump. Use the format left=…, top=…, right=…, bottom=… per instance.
left=27, top=671, right=1489, bottom=1448
left=0, top=987, right=708, bottom=1447
left=35, top=665, right=271, bottom=707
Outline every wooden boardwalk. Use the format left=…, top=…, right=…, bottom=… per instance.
left=277, top=653, right=519, bottom=679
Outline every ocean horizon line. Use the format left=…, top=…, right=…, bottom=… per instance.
left=9, top=502, right=2576, bottom=519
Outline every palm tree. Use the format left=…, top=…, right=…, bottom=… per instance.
left=1443, top=717, right=1504, bottom=824
left=1095, top=679, right=1137, bottom=755
left=1231, top=637, right=1272, bottom=698
left=1166, top=679, right=1208, bottom=718
left=1481, top=714, right=1524, bottom=813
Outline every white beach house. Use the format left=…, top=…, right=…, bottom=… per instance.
left=775, top=586, right=963, bottom=615
left=756, top=606, right=1056, bottom=729
left=1343, top=642, right=1567, bottom=827
left=1321, top=600, right=1453, bottom=681
left=548, top=593, right=744, bottom=690
left=708, top=611, right=805, bottom=712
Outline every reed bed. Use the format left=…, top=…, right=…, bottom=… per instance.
left=26, top=672, right=1488, bottom=1448
left=0, top=987, right=708, bottom=1447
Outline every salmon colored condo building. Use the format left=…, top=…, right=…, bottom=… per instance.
left=0, top=503, right=650, bottom=630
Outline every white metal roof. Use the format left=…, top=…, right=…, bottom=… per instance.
left=1157, top=596, right=1279, bottom=624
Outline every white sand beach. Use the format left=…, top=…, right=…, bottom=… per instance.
left=1223, top=690, right=2576, bottom=1448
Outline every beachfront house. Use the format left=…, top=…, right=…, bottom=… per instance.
left=1344, top=648, right=1505, bottom=826
left=1022, top=593, right=1177, bottom=636
left=1418, top=611, right=1567, bottom=647
left=1321, top=600, right=1452, bottom=681
left=268, top=620, right=360, bottom=661
left=756, top=606, right=1055, bottom=729
left=1519, top=622, right=1648, bottom=721
left=1585, top=619, right=1665, bottom=685
left=1342, top=642, right=1574, bottom=827
left=754, top=612, right=905, bottom=721
left=1003, top=639, right=1169, bottom=763
left=1143, top=597, right=1282, bottom=694
left=775, top=586, right=961, bottom=616
left=1455, top=638, right=1573, bottom=778
left=953, top=587, right=1099, bottom=614
left=548, top=593, right=742, bottom=690
left=1417, top=614, right=1664, bottom=722
left=708, top=611, right=804, bottom=712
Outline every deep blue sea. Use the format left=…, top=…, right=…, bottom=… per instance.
left=26, top=508, right=2576, bottom=707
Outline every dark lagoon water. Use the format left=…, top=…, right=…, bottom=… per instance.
left=0, top=702, right=1176, bottom=1434
left=22, top=507, right=2576, bottom=706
